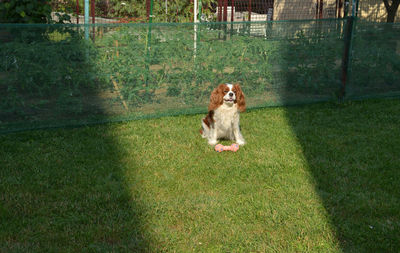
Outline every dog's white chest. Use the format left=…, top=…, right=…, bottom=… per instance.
left=214, top=104, right=238, bottom=131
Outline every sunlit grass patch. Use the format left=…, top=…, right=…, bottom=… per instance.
left=1, top=99, right=399, bottom=252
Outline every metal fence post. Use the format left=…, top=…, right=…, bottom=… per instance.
left=145, top=0, right=154, bottom=87
left=84, top=0, right=89, bottom=39
left=339, top=1, right=357, bottom=100
left=198, top=0, right=202, bottom=21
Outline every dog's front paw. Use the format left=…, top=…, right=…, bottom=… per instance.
left=208, top=140, right=217, bottom=146
left=237, top=139, right=246, bottom=146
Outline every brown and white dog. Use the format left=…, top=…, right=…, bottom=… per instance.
left=200, top=83, right=246, bottom=146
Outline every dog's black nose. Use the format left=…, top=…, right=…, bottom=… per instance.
left=229, top=92, right=234, bottom=97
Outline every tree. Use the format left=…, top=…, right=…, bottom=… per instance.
left=383, top=0, right=400, bottom=22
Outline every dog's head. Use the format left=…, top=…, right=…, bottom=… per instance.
left=208, top=83, right=245, bottom=112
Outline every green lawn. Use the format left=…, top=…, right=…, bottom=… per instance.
left=1, top=99, right=399, bottom=252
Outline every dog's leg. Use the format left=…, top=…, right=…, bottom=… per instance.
left=208, top=126, right=218, bottom=145
left=233, top=118, right=245, bottom=146
left=201, top=120, right=209, bottom=138
left=202, top=111, right=217, bottom=145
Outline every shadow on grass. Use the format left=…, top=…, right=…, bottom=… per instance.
left=0, top=25, right=150, bottom=251
left=283, top=100, right=400, bottom=252
left=277, top=12, right=400, bottom=251
left=0, top=127, right=152, bottom=251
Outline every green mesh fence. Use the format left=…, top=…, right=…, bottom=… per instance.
left=347, top=21, right=400, bottom=99
left=0, top=18, right=399, bottom=133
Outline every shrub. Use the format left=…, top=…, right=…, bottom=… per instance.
left=0, top=0, right=52, bottom=23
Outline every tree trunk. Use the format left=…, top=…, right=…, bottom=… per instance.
left=383, top=0, right=400, bottom=23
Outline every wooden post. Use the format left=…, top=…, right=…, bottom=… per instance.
left=223, top=0, right=228, bottom=21
left=231, top=0, right=234, bottom=22
left=146, top=0, right=151, bottom=20
left=91, top=0, right=95, bottom=23
left=218, top=0, right=222, bottom=21
left=76, top=0, right=80, bottom=24
left=115, top=40, right=119, bottom=58
left=248, top=0, right=252, bottom=21
left=319, top=0, right=323, bottom=19
left=111, top=77, right=129, bottom=111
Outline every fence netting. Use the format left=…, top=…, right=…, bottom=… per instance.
left=0, top=18, right=399, bottom=133
left=348, top=21, right=400, bottom=99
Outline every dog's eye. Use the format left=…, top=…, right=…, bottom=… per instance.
left=224, top=91, right=228, bottom=93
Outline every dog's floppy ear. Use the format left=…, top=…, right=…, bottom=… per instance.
left=208, top=84, right=225, bottom=111
left=233, top=83, right=246, bottom=112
